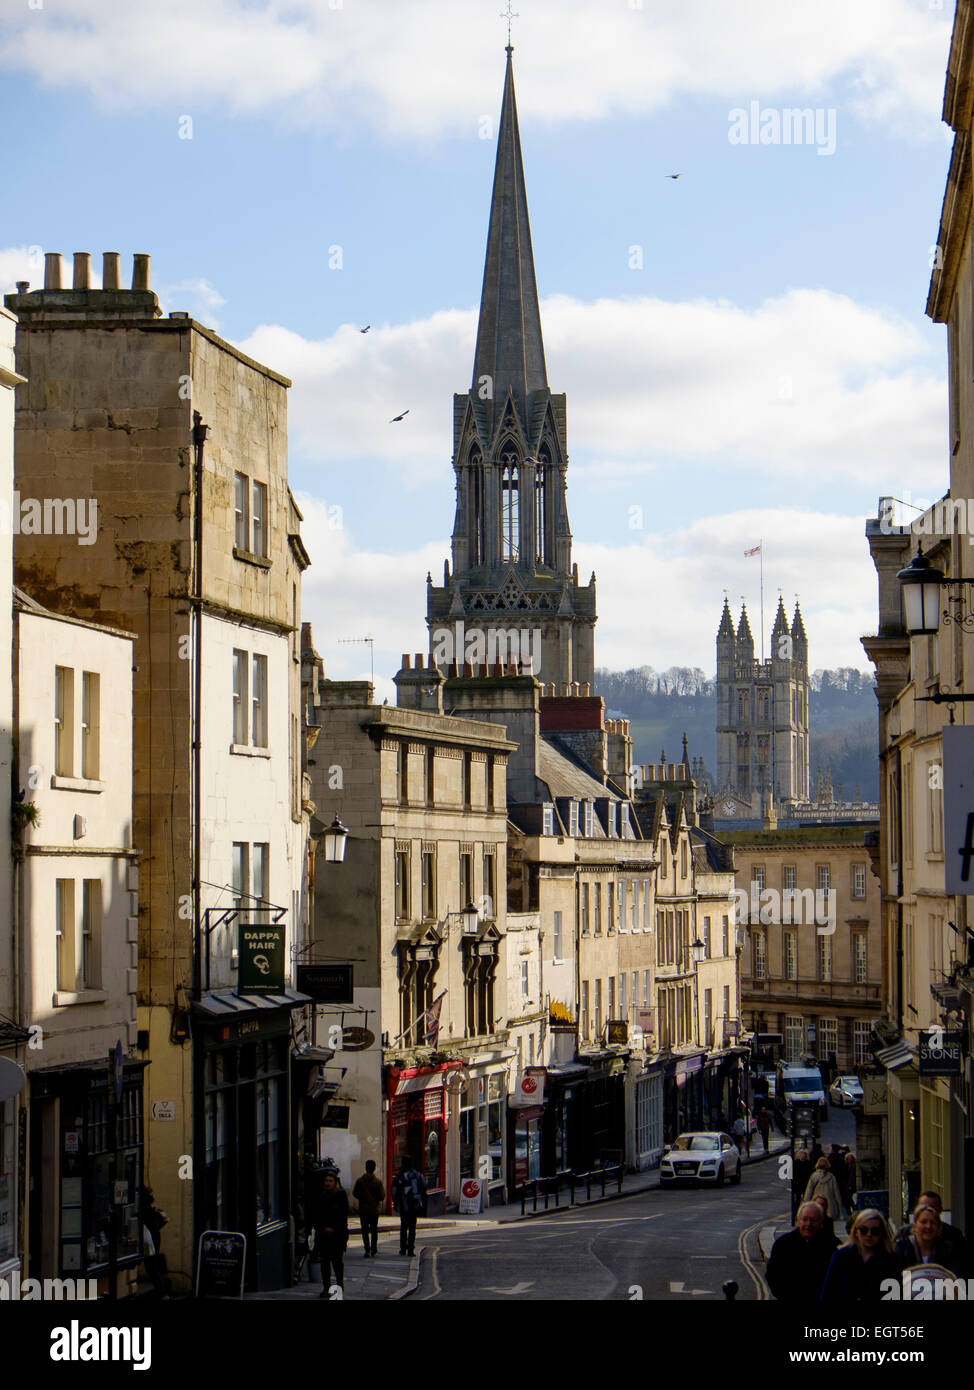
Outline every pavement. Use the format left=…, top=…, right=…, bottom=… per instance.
left=247, top=1134, right=791, bottom=1299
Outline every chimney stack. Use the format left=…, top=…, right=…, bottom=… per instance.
left=73, top=253, right=91, bottom=290
left=132, top=254, right=151, bottom=291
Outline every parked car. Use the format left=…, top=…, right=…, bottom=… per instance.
left=829, top=1075, right=864, bottom=1108
left=659, top=1132, right=742, bottom=1187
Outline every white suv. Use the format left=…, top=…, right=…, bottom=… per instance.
left=659, top=1132, right=742, bottom=1187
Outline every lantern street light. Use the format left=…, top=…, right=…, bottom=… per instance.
left=321, top=814, right=349, bottom=864
left=691, top=936, right=706, bottom=965
left=897, top=545, right=944, bottom=636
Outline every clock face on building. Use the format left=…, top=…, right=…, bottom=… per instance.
left=722, top=801, right=736, bottom=815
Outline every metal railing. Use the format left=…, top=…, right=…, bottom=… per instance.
left=513, top=1163, right=624, bottom=1216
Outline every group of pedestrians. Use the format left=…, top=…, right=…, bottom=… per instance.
left=307, top=1156, right=428, bottom=1297
left=800, top=1145, right=857, bottom=1235
left=767, top=1190, right=970, bottom=1302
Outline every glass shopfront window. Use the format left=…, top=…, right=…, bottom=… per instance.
left=487, top=1075, right=504, bottom=1183
left=459, top=1102, right=476, bottom=1180
left=57, top=1081, right=143, bottom=1274
left=0, top=1098, right=16, bottom=1260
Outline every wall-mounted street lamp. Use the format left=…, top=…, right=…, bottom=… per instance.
left=897, top=546, right=945, bottom=637
left=321, top=815, right=349, bottom=863
left=897, top=546, right=974, bottom=707
left=445, top=901, right=481, bottom=935
left=691, top=937, right=706, bottom=965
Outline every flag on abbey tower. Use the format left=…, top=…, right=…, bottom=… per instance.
left=744, top=544, right=761, bottom=556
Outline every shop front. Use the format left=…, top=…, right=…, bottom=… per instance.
left=193, top=988, right=310, bottom=1292
left=385, top=1061, right=462, bottom=1217
left=458, top=1069, right=508, bottom=1206
left=27, top=1057, right=147, bottom=1289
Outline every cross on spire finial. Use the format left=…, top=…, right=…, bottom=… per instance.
left=501, top=1, right=519, bottom=49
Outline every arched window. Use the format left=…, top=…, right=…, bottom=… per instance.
left=468, top=448, right=484, bottom=565
left=535, top=447, right=549, bottom=565
left=500, top=446, right=519, bottom=561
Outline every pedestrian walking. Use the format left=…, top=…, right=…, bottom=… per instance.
left=756, top=1107, right=772, bottom=1154
left=841, top=1151, right=857, bottom=1211
left=391, top=1155, right=427, bottom=1257
left=804, top=1157, right=843, bottom=1237
left=312, top=1165, right=349, bottom=1297
left=894, top=1205, right=968, bottom=1278
left=139, top=1186, right=170, bottom=1296
left=766, top=1202, right=839, bottom=1301
left=893, top=1191, right=968, bottom=1263
left=820, top=1209, right=903, bottom=1302
left=352, top=1159, right=385, bottom=1257
left=732, top=1114, right=750, bottom=1158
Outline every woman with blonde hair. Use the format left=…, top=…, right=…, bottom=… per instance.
left=820, top=1209, right=903, bottom=1302
left=803, top=1156, right=842, bottom=1236
left=894, top=1204, right=967, bottom=1277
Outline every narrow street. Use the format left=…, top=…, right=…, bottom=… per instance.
left=412, top=1109, right=855, bottom=1301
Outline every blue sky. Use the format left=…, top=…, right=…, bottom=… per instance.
left=0, top=0, right=957, bottom=692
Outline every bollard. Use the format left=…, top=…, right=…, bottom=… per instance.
left=722, top=1280, right=739, bottom=1301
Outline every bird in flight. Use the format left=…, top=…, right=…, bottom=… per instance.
left=665, top=173, right=681, bottom=179
left=360, top=325, right=371, bottom=333
left=390, top=409, right=410, bottom=422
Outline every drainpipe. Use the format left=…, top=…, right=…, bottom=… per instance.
left=191, top=412, right=208, bottom=999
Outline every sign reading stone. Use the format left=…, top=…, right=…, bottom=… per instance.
left=918, top=1029, right=963, bottom=1076
left=296, top=963, right=353, bottom=1003
left=237, top=924, right=285, bottom=994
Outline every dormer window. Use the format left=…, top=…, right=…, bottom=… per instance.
left=608, top=802, right=617, bottom=837
left=542, top=803, right=554, bottom=836
left=583, top=801, right=594, bottom=837
left=620, top=804, right=631, bottom=837
left=568, top=801, right=579, bottom=836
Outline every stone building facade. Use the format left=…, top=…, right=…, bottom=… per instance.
left=5, top=255, right=310, bottom=1291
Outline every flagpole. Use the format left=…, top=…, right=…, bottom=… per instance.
left=759, top=538, right=765, bottom=665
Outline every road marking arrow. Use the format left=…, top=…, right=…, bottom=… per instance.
left=669, top=1280, right=713, bottom=1295
left=483, top=1281, right=535, bottom=1295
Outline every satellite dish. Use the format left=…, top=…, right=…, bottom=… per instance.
left=0, top=1056, right=25, bottom=1103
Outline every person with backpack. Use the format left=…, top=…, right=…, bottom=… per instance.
left=391, top=1155, right=427, bottom=1257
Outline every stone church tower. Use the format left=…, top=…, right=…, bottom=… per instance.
left=426, top=49, right=596, bottom=686
left=715, top=596, right=809, bottom=809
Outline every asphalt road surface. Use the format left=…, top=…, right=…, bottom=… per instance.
left=413, top=1106, right=856, bottom=1302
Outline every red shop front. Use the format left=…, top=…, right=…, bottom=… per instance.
left=385, top=1062, right=462, bottom=1217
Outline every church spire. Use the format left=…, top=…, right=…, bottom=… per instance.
left=472, top=48, right=548, bottom=431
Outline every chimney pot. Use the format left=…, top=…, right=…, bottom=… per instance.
left=401, top=654, right=411, bottom=670
left=132, top=253, right=151, bottom=291
left=103, top=253, right=121, bottom=290
left=462, top=660, right=473, bottom=678
left=449, top=659, right=459, bottom=678
left=73, top=252, right=91, bottom=290
left=414, top=652, right=424, bottom=670
left=44, top=253, right=62, bottom=290
left=15, top=281, right=28, bottom=295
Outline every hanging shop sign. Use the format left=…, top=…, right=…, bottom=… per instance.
left=918, top=1029, right=964, bottom=1077
left=237, top=924, right=285, bottom=994
left=296, top=964, right=353, bottom=1003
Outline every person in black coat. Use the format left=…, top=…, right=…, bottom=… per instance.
left=312, top=1168, right=350, bottom=1297
left=894, top=1206, right=968, bottom=1278
left=766, top=1202, right=839, bottom=1301
left=820, top=1209, right=903, bottom=1302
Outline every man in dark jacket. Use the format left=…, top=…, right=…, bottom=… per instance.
left=766, top=1202, right=839, bottom=1300
left=391, top=1155, right=427, bottom=1257
left=352, top=1160, right=385, bottom=1257
left=312, top=1168, right=349, bottom=1297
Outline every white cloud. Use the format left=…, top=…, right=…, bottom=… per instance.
left=242, top=288, right=946, bottom=491
left=0, top=0, right=951, bottom=139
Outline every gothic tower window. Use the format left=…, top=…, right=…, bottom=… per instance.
left=469, top=448, right=485, bottom=565
left=535, top=447, right=550, bottom=565
left=500, top=447, right=519, bottom=561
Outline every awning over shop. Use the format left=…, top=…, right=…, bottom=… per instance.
left=876, top=1041, right=916, bottom=1071
left=192, top=987, right=312, bottom=1017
